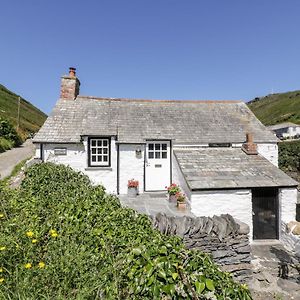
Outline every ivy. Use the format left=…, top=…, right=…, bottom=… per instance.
left=0, top=163, right=252, bottom=299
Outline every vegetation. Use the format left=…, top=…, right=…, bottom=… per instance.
left=0, top=84, right=47, bottom=139
left=0, top=118, right=22, bottom=153
left=247, top=90, right=300, bottom=126
left=0, top=163, right=252, bottom=299
left=278, top=140, right=300, bottom=183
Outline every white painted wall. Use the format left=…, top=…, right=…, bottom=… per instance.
left=34, top=143, right=41, bottom=158
left=257, top=143, right=278, bottom=167
left=41, top=138, right=118, bottom=194
left=119, top=144, right=145, bottom=194
left=172, top=152, right=191, bottom=200
left=191, top=189, right=253, bottom=239
left=279, top=187, right=297, bottom=224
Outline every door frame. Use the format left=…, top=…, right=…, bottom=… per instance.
left=144, top=139, right=172, bottom=192
left=252, top=187, right=279, bottom=240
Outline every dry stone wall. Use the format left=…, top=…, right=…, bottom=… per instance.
left=152, top=213, right=252, bottom=282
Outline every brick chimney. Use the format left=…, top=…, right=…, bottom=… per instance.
left=60, top=67, right=80, bottom=100
left=242, top=133, right=258, bottom=155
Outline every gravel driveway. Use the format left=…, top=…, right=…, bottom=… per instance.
left=0, top=139, right=35, bottom=179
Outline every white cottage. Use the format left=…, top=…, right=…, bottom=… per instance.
left=267, top=122, right=300, bottom=140
left=33, top=68, right=298, bottom=242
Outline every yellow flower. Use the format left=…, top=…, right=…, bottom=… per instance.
left=0, top=214, right=4, bottom=218
left=0, top=278, right=4, bottom=283
left=25, top=263, right=32, bottom=269
left=26, top=231, right=34, bottom=238
left=51, top=232, right=58, bottom=238
left=0, top=268, right=3, bottom=273
left=241, top=284, right=248, bottom=290
left=0, top=247, right=6, bottom=251
left=32, top=239, right=37, bottom=244
left=49, top=229, right=56, bottom=234
left=38, top=261, right=45, bottom=269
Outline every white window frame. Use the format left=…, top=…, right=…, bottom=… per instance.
left=88, top=137, right=110, bottom=167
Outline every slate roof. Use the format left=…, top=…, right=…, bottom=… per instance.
left=267, top=122, right=300, bottom=131
left=174, top=148, right=298, bottom=190
left=34, top=96, right=278, bottom=144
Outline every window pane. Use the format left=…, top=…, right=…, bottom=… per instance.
left=91, top=140, right=96, bottom=147
left=103, top=148, right=108, bottom=154
left=149, top=144, right=154, bottom=150
left=103, top=140, right=108, bottom=147
left=97, top=140, right=102, bottom=147
left=162, top=152, right=167, bottom=159
left=92, top=148, right=96, bottom=154
left=92, top=156, right=96, bottom=162
left=155, top=144, right=160, bottom=150
left=155, top=152, right=161, bottom=159
left=162, top=144, right=167, bottom=150
left=148, top=151, right=154, bottom=159
left=103, top=156, right=108, bottom=162
left=98, top=156, right=102, bottom=162
left=97, top=148, right=102, bottom=154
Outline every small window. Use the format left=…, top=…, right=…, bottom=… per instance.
left=89, top=137, right=110, bottom=167
left=148, top=143, right=168, bottom=159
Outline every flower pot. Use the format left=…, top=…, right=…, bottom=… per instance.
left=169, top=194, right=177, bottom=202
left=128, top=187, right=138, bottom=197
left=177, top=201, right=186, bottom=211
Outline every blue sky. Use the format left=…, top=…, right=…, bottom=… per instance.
left=1, top=0, right=300, bottom=114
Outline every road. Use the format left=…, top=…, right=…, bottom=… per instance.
left=0, top=139, right=35, bottom=179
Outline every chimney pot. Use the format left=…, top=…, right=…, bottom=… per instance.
left=242, top=133, right=258, bottom=155
left=69, top=67, right=76, bottom=77
left=246, top=132, right=253, bottom=144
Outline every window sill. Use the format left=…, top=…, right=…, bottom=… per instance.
left=85, top=167, right=112, bottom=171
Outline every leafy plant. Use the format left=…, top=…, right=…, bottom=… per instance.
left=176, top=192, right=186, bottom=203
left=0, top=163, right=252, bottom=299
left=166, top=183, right=180, bottom=195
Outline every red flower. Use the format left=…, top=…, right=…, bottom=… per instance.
left=128, top=179, right=139, bottom=188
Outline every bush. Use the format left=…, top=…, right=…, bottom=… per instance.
left=279, top=140, right=300, bottom=172
left=0, top=137, right=13, bottom=153
left=0, top=118, right=22, bottom=151
left=0, top=163, right=252, bottom=299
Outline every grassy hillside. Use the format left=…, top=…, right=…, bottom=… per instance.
left=0, top=84, right=47, bottom=138
left=247, top=90, right=300, bottom=126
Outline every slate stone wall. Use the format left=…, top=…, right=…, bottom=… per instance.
left=152, top=213, right=252, bottom=282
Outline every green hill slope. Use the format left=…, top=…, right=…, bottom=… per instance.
left=0, top=84, right=47, bottom=137
left=247, top=90, right=300, bottom=126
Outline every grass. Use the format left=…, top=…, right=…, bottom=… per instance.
left=247, top=90, right=300, bottom=125
left=0, top=137, right=13, bottom=152
left=0, top=84, right=47, bottom=138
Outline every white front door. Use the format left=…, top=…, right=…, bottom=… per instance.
left=145, top=141, right=171, bottom=191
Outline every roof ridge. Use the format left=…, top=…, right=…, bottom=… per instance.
left=76, top=95, right=243, bottom=104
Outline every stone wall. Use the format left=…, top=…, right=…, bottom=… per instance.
left=152, top=213, right=252, bottom=282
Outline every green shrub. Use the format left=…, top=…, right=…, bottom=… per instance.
left=279, top=140, right=300, bottom=172
left=0, top=117, right=22, bottom=149
left=0, top=137, right=13, bottom=153
left=0, top=163, right=252, bottom=299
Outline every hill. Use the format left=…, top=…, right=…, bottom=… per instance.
left=247, top=90, right=300, bottom=126
left=0, top=84, right=47, bottom=137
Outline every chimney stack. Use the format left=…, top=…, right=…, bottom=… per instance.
left=242, top=133, right=258, bottom=155
left=60, top=67, right=80, bottom=100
